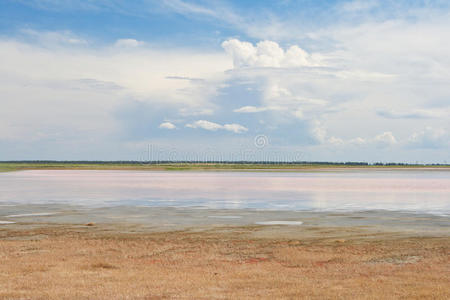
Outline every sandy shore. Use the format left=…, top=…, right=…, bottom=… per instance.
left=1, top=221, right=449, bottom=299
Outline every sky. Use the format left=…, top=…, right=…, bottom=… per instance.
left=0, top=0, right=449, bottom=163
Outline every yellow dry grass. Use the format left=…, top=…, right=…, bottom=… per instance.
left=0, top=225, right=449, bottom=299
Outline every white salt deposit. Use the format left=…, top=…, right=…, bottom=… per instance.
left=0, top=220, right=15, bottom=224
left=208, top=215, right=242, bottom=219
left=5, top=212, right=58, bottom=218
left=255, top=221, right=303, bottom=225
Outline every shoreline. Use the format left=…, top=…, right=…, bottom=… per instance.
left=1, top=205, right=449, bottom=235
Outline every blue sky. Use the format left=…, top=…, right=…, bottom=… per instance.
left=0, top=0, right=449, bottom=162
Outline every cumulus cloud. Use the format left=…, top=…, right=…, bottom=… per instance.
left=317, top=130, right=398, bottom=149
left=328, top=136, right=345, bottom=146
left=159, top=122, right=176, bottom=129
left=348, top=137, right=367, bottom=146
left=220, top=26, right=450, bottom=160
left=354, top=132, right=397, bottom=148
left=222, top=39, right=318, bottom=68
left=3, top=2, right=450, bottom=162
left=186, top=120, right=247, bottom=133
left=0, top=35, right=231, bottom=159
left=186, top=120, right=222, bottom=131
left=320, top=128, right=446, bottom=153
left=222, top=123, right=248, bottom=133
left=406, top=127, right=449, bottom=149
left=372, top=132, right=397, bottom=148
left=114, top=38, right=145, bottom=47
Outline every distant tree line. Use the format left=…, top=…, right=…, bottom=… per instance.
left=0, top=160, right=448, bottom=166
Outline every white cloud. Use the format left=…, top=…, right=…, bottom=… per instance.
left=221, top=21, right=450, bottom=158
left=348, top=137, right=367, bottom=146
left=114, top=38, right=144, bottom=47
left=284, top=46, right=314, bottom=67
left=234, top=106, right=267, bottom=113
left=0, top=36, right=230, bottom=105
left=186, top=120, right=247, bottom=133
left=20, top=29, right=88, bottom=46
left=159, top=122, right=176, bottom=129
left=316, top=130, right=398, bottom=149
left=291, top=109, right=303, bottom=119
left=377, top=108, right=448, bottom=119
left=372, top=131, right=397, bottom=148
left=233, top=105, right=285, bottom=113
left=406, top=127, right=449, bottom=149
left=311, top=122, right=327, bottom=144
left=222, top=39, right=318, bottom=68
left=0, top=35, right=231, bottom=150
left=160, top=0, right=279, bottom=41
left=162, top=0, right=217, bottom=17
left=328, top=136, right=345, bottom=146
left=186, top=120, right=223, bottom=131
left=178, top=107, right=214, bottom=116
left=3, top=3, right=450, bottom=162
left=318, top=128, right=445, bottom=153
left=223, top=123, right=248, bottom=133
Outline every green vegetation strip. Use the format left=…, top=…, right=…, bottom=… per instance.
left=0, top=162, right=449, bottom=173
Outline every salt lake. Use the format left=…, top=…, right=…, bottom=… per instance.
left=0, top=169, right=449, bottom=231
left=0, top=170, right=449, bottom=214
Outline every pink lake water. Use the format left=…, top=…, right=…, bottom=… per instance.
left=0, top=170, right=449, bottom=216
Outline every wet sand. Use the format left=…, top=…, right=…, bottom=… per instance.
left=1, top=208, right=449, bottom=299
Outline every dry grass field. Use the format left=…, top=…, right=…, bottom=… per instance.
left=0, top=224, right=449, bottom=299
